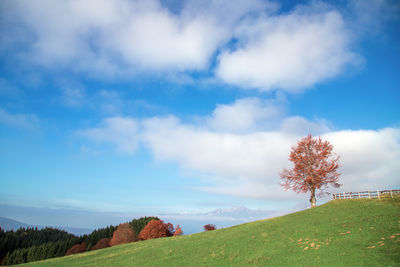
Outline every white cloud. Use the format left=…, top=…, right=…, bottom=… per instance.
left=0, top=108, right=40, bottom=130
left=216, top=3, right=360, bottom=92
left=206, top=96, right=285, bottom=133
left=324, top=128, right=400, bottom=192
left=141, top=114, right=326, bottom=200
left=75, top=97, right=400, bottom=202
left=1, top=0, right=266, bottom=76
left=1, top=0, right=369, bottom=92
left=76, top=97, right=400, bottom=201
left=143, top=116, right=295, bottom=181
left=142, top=115, right=400, bottom=200
left=77, top=117, right=139, bottom=154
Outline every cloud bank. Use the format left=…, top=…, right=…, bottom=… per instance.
left=77, top=98, right=400, bottom=201
left=1, top=0, right=367, bottom=92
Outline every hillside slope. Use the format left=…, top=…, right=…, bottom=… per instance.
left=22, top=199, right=400, bottom=266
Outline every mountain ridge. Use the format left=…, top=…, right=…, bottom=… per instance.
left=0, top=216, right=92, bottom=236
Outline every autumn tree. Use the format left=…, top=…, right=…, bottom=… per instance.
left=109, top=223, right=135, bottom=246
left=138, top=220, right=174, bottom=241
left=280, top=134, right=341, bottom=208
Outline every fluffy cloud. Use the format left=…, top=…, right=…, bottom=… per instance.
left=77, top=98, right=400, bottom=201
left=216, top=3, right=360, bottom=91
left=206, top=96, right=285, bottom=133
left=1, top=0, right=366, bottom=91
left=325, top=128, right=400, bottom=192
left=1, top=0, right=266, bottom=75
left=143, top=118, right=399, bottom=200
left=77, top=117, right=139, bottom=153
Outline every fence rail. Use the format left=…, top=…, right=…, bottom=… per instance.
left=333, top=189, right=400, bottom=200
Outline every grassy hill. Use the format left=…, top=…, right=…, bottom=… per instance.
left=21, top=198, right=400, bottom=266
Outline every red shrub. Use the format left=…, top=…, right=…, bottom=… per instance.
left=109, top=223, right=136, bottom=247
left=173, top=225, right=183, bottom=236
left=65, top=242, right=86, bottom=256
left=204, top=224, right=216, bottom=231
left=138, top=220, right=173, bottom=240
left=91, top=238, right=110, bottom=251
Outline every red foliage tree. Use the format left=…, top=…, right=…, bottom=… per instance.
left=280, top=134, right=341, bottom=207
left=203, top=224, right=216, bottom=231
left=173, top=225, right=183, bottom=236
left=138, top=220, right=173, bottom=240
left=91, top=238, right=111, bottom=251
left=109, top=223, right=136, bottom=247
left=65, top=242, right=86, bottom=256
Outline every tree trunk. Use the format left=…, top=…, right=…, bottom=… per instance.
left=310, top=187, right=316, bottom=208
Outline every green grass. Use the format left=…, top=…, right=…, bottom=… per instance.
left=21, top=198, right=400, bottom=266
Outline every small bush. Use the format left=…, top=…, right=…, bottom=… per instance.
left=174, top=225, right=183, bottom=236
left=91, top=238, right=110, bottom=251
left=204, top=224, right=216, bottom=231
left=65, top=242, right=86, bottom=256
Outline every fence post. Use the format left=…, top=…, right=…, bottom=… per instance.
left=377, top=190, right=380, bottom=199
left=358, top=192, right=361, bottom=199
left=390, top=190, right=393, bottom=198
left=368, top=191, right=371, bottom=199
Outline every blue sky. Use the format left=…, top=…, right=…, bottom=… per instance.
left=0, top=0, right=399, bottom=230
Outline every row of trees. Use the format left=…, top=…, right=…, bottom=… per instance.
left=1, top=234, right=79, bottom=265
left=0, top=227, right=78, bottom=265
left=1, top=216, right=165, bottom=265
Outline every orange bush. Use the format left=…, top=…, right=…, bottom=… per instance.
left=91, top=238, right=110, bottom=251
left=109, top=223, right=135, bottom=247
left=138, top=220, right=173, bottom=240
left=65, top=242, right=86, bottom=256
left=173, top=225, right=183, bottom=236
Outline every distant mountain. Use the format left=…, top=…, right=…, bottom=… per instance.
left=0, top=216, right=93, bottom=236
left=204, top=206, right=277, bottom=220
left=0, top=216, right=31, bottom=230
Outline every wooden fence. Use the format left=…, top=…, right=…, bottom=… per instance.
left=333, top=189, right=400, bottom=200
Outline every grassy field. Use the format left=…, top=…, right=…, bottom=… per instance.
left=21, top=198, right=400, bottom=266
